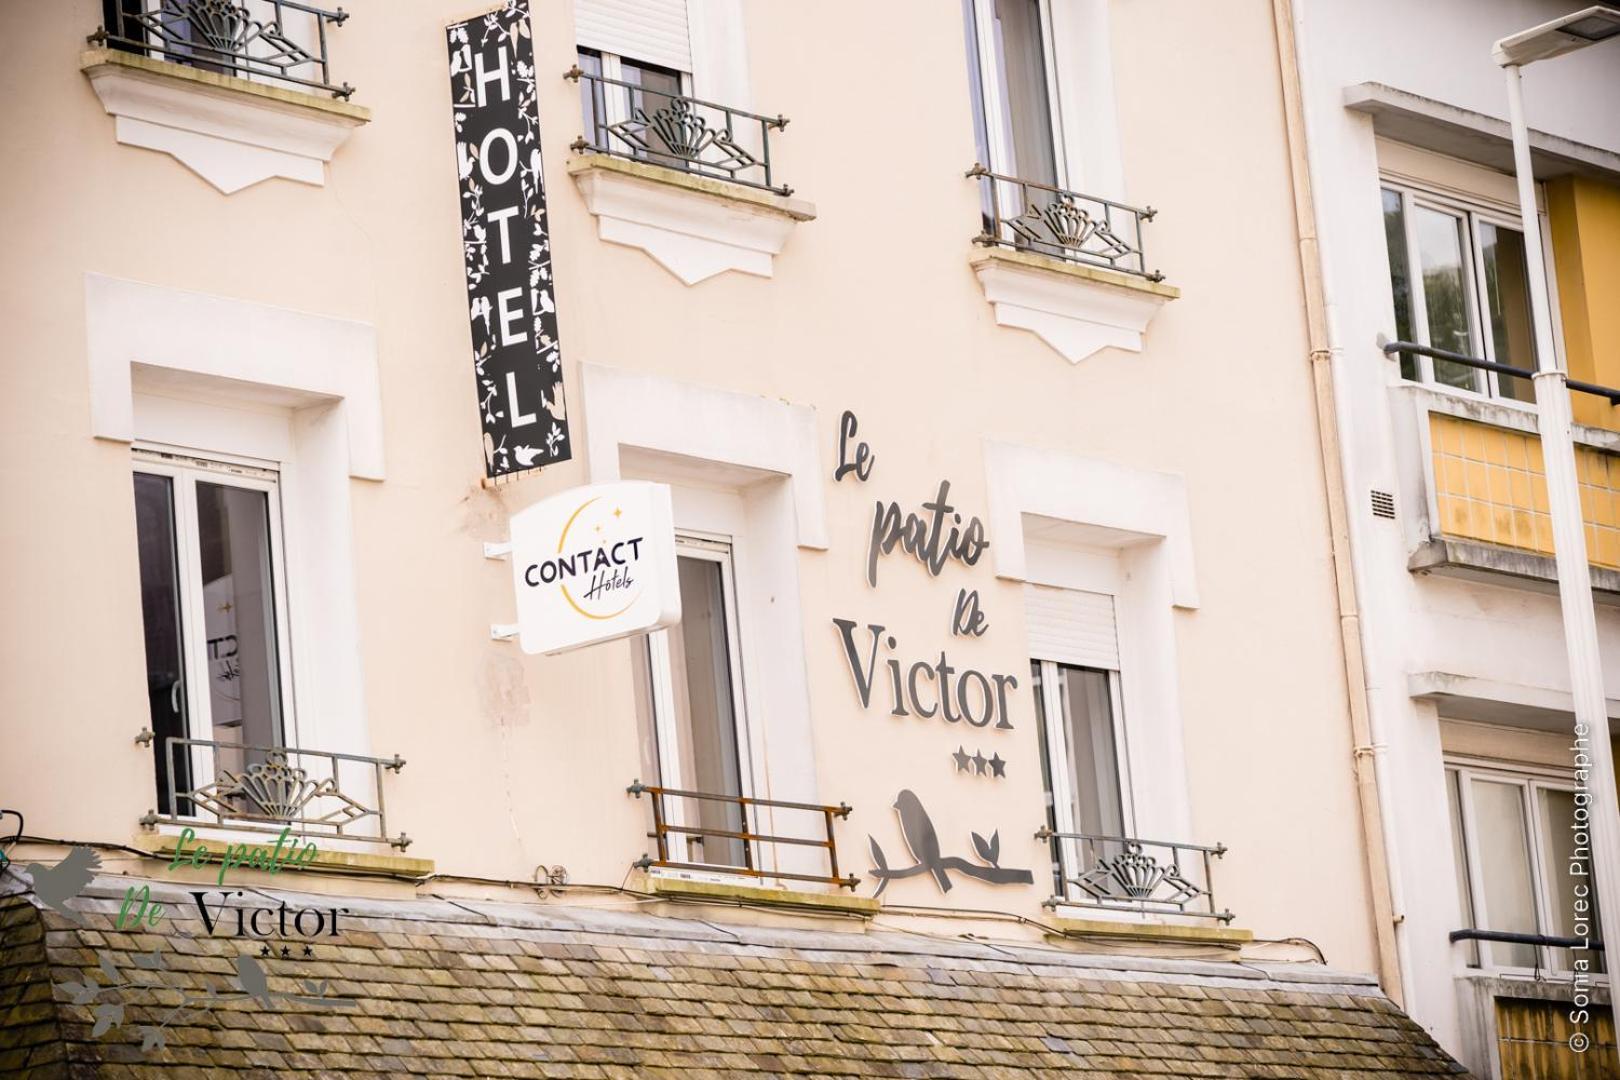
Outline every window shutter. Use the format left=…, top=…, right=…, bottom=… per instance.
left=1024, top=585, right=1119, bottom=671
left=574, top=0, right=693, bottom=74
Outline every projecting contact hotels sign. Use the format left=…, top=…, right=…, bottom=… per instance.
left=447, top=0, right=571, bottom=478
left=507, top=481, right=681, bottom=655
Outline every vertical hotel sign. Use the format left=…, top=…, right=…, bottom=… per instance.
left=447, top=0, right=571, bottom=477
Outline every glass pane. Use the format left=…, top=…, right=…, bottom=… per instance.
left=194, top=482, right=283, bottom=765
left=1031, top=661, right=1065, bottom=896
left=575, top=49, right=605, bottom=149
left=622, top=58, right=686, bottom=168
left=1414, top=206, right=1479, bottom=390
left=1480, top=222, right=1537, bottom=403
left=1059, top=666, right=1125, bottom=839
left=1381, top=189, right=1418, bottom=381
left=962, top=0, right=993, bottom=170
left=991, top=0, right=1058, bottom=188
left=1445, top=770, right=1479, bottom=966
left=1470, top=779, right=1540, bottom=968
left=133, top=473, right=190, bottom=814
left=1539, top=788, right=1604, bottom=973
left=663, top=554, right=745, bottom=867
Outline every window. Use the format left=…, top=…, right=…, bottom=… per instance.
left=1027, top=585, right=1133, bottom=898
left=633, top=535, right=752, bottom=870
left=1446, top=759, right=1600, bottom=974
left=133, top=449, right=293, bottom=812
left=963, top=0, right=1063, bottom=185
left=575, top=46, right=690, bottom=167
left=1382, top=183, right=1540, bottom=403
left=573, top=0, right=695, bottom=168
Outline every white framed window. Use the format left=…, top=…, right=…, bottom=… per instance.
left=573, top=0, right=696, bottom=164
left=1381, top=181, right=1546, bottom=404
left=1027, top=585, right=1134, bottom=899
left=635, top=532, right=753, bottom=870
left=963, top=0, right=1065, bottom=186
left=1445, top=757, right=1600, bottom=975
left=132, top=446, right=295, bottom=814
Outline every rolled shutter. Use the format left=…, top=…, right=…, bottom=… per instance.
left=1024, top=585, right=1119, bottom=671
left=574, top=0, right=693, bottom=73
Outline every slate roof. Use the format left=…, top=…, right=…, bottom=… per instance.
left=0, top=873, right=1468, bottom=1078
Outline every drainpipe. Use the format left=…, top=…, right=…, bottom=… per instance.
left=1270, top=0, right=1410, bottom=1005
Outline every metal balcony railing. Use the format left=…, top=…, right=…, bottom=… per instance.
left=628, top=781, right=856, bottom=889
left=565, top=67, right=790, bottom=195
left=91, top=0, right=355, bottom=99
left=969, top=164, right=1161, bottom=280
left=1037, top=827, right=1232, bottom=922
left=138, top=734, right=408, bottom=848
left=1380, top=338, right=1620, bottom=404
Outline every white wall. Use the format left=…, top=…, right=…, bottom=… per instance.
left=1296, top=0, right=1620, bottom=1063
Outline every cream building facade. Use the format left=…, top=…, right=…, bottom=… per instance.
left=0, top=0, right=1474, bottom=1075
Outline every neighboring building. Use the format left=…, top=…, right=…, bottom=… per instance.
left=0, top=0, right=1464, bottom=1074
left=1291, top=0, right=1620, bottom=1073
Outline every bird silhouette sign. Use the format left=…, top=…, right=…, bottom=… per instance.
left=24, top=846, right=102, bottom=922
left=868, top=789, right=1034, bottom=896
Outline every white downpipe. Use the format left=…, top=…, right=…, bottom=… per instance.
left=1504, top=65, right=1620, bottom=1072
left=1276, top=0, right=1410, bottom=1003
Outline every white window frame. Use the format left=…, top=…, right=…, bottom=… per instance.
left=1446, top=756, right=1591, bottom=978
left=1036, top=657, right=1134, bottom=904
left=1383, top=179, right=1561, bottom=406
left=967, top=0, right=1068, bottom=186
left=644, top=530, right=754, bottom=869
left=133, top=444, right=297, bottom=798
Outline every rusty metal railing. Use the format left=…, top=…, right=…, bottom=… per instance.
left=628, top=781, right=856, bottom=889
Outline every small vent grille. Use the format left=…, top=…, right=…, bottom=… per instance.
left=1370, top=490, right=1396, bottom=520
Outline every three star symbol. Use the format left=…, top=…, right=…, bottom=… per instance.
left=952, top=747, right=1008, bottom=779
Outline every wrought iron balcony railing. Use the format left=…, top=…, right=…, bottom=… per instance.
left=969, top=165, right=1160, bottom=280
left=565, top=67, right=790, bottom=195
left=138, top=734, right=408, bottom=848
left=1037, top=827, right=1231, bottom=922
left=91, top=0, right=355, bottom=99
left=629, top=780, right=856, bottom=889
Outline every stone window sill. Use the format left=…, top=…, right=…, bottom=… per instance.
left=1048, top=914, right=1253, bottom=946
left=567, top=154, right=816, bottom=285
left=133, top=832, right=434, bottom=879
left=640, top=873, right=879, bottom=915
left=81, top=48, right=370, bottom=195
left=970, top=248, right=1179, bottom=365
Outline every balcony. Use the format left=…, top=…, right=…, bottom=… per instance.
left=1388, top=342, right=1620, bottom=594
left=968, top=166, right=1160, bottom=280
left=1038, top=828, right=1233, bottom=924
left=563, top=68, right=813, bottom=285
left=138, top=734, right=410, bottom=849
left=965, top=166, right=1177, bottom=365
left=91, top=0, right=354, bottom=98
left=628, top=781, right=859, bottom=895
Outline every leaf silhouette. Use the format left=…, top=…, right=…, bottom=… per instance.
left=868, top=836, right=888, bottom=872
left=91, top=1001, right=124, bottom=1038
left=988, top=830, right=1001, bottom=866
left=97, top=951, right=121, bottom=983
left=139, top=1026, right=166, bottom=1053
left=971, top=832, right=994, bottom=864
left=132, top=949, right=166, bottom=971
left=59, top=980, right=99, bottom=1006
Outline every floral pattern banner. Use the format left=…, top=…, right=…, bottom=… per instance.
left=447, top=0, right=571, bottom=477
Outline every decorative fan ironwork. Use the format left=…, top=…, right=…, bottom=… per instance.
left=189, top=752, right=374, bottom=829
left=607, top=97, right=760, bottom=175
left=1072, top=841, right=1205, bottom=906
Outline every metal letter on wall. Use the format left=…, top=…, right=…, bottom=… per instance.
left=447, top=0, right=572, bottom=478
